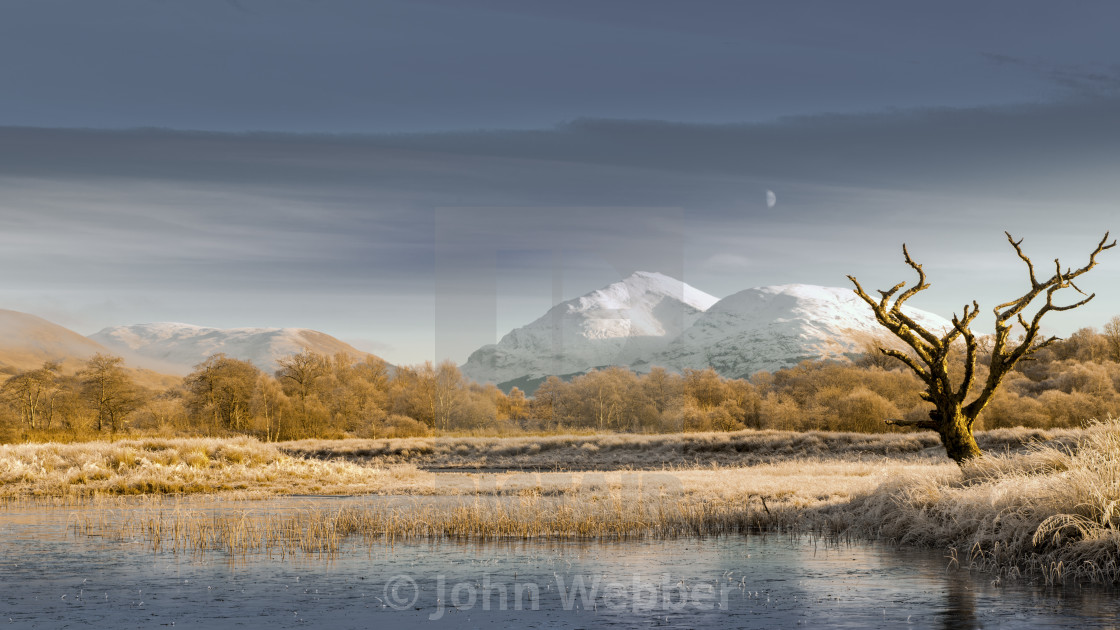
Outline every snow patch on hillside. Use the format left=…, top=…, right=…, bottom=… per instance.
left=90, top=323, right=369, bottom=375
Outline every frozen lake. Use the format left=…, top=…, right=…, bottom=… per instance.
left=1, top=496, right=1118, bottom=629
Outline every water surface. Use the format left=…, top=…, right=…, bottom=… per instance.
left=1, top=497, right=1116, bottom=629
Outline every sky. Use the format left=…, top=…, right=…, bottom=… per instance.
left=1, top=0, right=1119, bottom=365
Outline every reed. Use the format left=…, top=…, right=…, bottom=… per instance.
left=70, top=494, right=798, bottom=557
left=68, top=458, right=945, bottom=557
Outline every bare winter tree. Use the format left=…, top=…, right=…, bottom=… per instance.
left=79, top=353, right=143, bottom=433
left=848, top=232, right=1114, bottom=464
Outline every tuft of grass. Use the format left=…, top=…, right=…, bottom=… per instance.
left=834, top=417, right=1120, bottom=584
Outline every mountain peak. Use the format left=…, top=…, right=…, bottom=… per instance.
left=578, top=271, right=719, bottom=313
left=462, top=272, right=718, bottom=385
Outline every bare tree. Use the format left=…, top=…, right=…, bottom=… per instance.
left=186, top=354, right=261, bottom=433
left=275, top=351, right=330, bottom=430
left=1, top=361, right=61, bottom=430
left=849, top=232, right=1114, bottom=463
left=426, top=360, right=465, bottom=431
left=1102, top=315, right=1120, bottom=363
left=79, top=354, right=143, bottom=433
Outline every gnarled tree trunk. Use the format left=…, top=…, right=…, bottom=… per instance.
left=936, top=406, right=982, bottom=463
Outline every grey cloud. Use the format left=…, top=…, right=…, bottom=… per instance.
left=5, top=94, right=1119, bottom=201
left=6, top=0, right=1101, bottom=133
left=3, top=96, right=1120, bottom=363
left=3, top=98, right=1119, bottom=297
left=982, top=53, right=1120, bottom=96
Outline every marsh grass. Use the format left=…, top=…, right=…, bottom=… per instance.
left=281, top=425, right=1082, bottom=470
left=67, top=458, right=947, bottom=561
left=0, top=426, right=1080, bottom=501
left=70, top=494, right=809, bottom=558
left=0, top=437, right=422, bottom=498
left=835, top=418, right=1120, bottom=584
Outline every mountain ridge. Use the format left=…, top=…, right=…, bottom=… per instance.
left=651, top=283, right=950, bottom=378
left=89, top=322, right=376, bottom=376
left=0, top=272, right=950, bottom=388
left=0, top=309, right=180, bottom=387
left=461, top=273, right=952, bottom=389
left=0, top=309, right=110, bottom=374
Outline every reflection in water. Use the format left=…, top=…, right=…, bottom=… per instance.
left=942, top=573, right=979, bottom=630
left=0, top=497, right=1118, bottom=629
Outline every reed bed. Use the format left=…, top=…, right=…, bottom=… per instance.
left=68, top=459, right=947, bottom=558
left=70, top=493, right=807, bottom=558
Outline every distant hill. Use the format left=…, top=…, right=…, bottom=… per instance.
left=0, top=309, right=109, bottom=374
left=90, top=322, right=380, bottom=375
left=0, top=309, right=178, bottom=388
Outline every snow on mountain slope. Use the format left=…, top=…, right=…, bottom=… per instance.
left=89, top=323, right=373, bottom=375
left=461, top=272, right=719, bottom=385
left=461, top=277, right=954, bottom=387
left=652, top=284, right=952, bottom=378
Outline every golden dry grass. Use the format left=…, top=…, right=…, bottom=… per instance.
left=835, top=418, right=1120, bottom=584
left=67, top=457, right=954, bottom=562
left=0, top=433, right=945, bottom=502
left=0, top=437, right=426, bottom=497
left=0, top=429, right=982, bottom=499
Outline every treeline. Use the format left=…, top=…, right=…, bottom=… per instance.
left=3, top=318, right=1120, bottom=441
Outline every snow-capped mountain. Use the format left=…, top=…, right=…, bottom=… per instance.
left=462, top=275, right=952, bottom=388
left=652, top=284, right=951, bottom=378
left=89, top=323, right=374, bottom=375
left=461, top=272, right=719, bottom=385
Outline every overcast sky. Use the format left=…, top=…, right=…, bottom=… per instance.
left=2, top=1, right=1119, bottom=365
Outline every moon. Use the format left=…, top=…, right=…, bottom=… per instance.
left=766, top=190, right=777, bottom=208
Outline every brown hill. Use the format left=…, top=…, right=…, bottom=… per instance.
left=0, top=309, right=108, bottom=374
left=0, top=309, right=179, bottom=388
